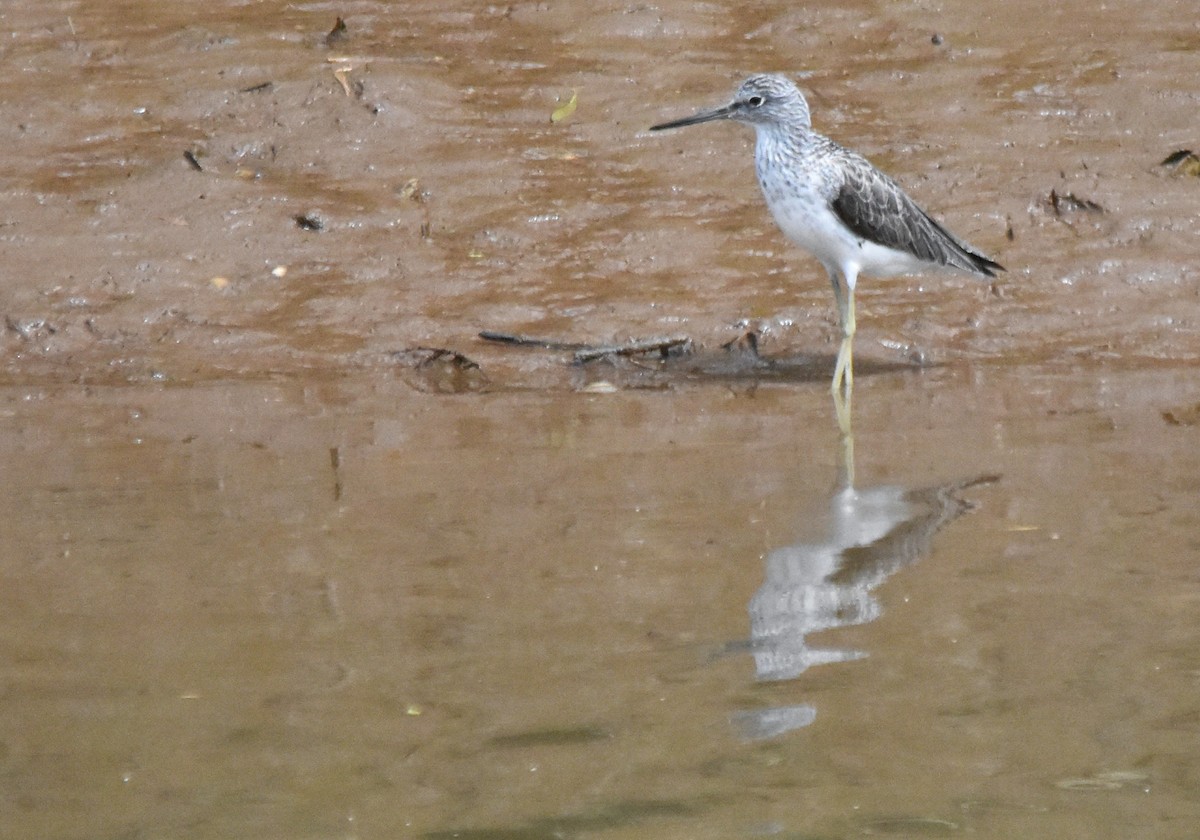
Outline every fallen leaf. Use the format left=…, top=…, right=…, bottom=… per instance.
left=333, top=65, right=353, bottom=97
left=1160, top=149, right=1200, bottom=176
left=399, top=178, right=423, bottom=201
left=551, top=89, right=578, bottom=124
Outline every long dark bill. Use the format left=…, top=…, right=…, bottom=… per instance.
left=649, top=102, right=737, bottom=131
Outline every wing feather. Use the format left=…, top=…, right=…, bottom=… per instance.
left=830, top=156, right=1003, bottom=277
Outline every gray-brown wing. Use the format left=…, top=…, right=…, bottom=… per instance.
left=830, top=155, right=1003, bottom=277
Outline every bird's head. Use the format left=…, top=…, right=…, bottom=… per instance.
left=650, top=74, right=812, bottom=133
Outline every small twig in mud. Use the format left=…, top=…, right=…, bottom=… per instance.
left=479, top=330, right=692, bottom=363
left=572, top=335, right=692, bottom=363
left=478, top=330, right=591, bottom=352
left=401, top=347, right=480, bottom=370
left=183, top=149, right=203, bottom=171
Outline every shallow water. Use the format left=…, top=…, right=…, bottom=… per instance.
left=2, top=0, right=1200, bottom=838
left=4, top=367, right=1200, bottom=839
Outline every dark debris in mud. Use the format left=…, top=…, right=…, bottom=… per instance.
left=1159, top=149, right=1200, bottom=176
left=293, top=212, right=326, bottom=231
left=390, top=346, right=488, bottom=394
left=1046, top=188, right=1105, bottom=216
left=324, top=17, right=349, bottom=48
left=238, top=81, right=274, bottom=94
left=1161, top=402, right=1200, bottom=426
left=4, top=315, right=58, bottom=341
left=479, top=328, right=923, bottom=391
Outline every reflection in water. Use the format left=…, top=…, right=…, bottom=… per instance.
left=737, top=416, right=996, bottom=740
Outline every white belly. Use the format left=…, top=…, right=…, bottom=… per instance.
left=763, top=189, right=932, bottom=286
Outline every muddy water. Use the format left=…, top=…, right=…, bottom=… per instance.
left=5, top=370, right=1200, bottom=839
left=2, top=0, right=1200, bottom=838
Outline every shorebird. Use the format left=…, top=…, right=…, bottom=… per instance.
left=650, top=74, right=1003, bottom=395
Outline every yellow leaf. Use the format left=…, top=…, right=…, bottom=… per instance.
left=550, top=89, right=578, bottom=124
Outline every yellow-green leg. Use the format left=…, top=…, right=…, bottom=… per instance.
left=829, top=269, right=857, bottom=458
left=830, top=275, right=857, bottom=397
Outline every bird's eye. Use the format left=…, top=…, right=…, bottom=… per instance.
left=747, top=95, right=764, bottom=107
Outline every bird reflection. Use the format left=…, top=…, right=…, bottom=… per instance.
left=734, top=419, right=996, bottom=740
